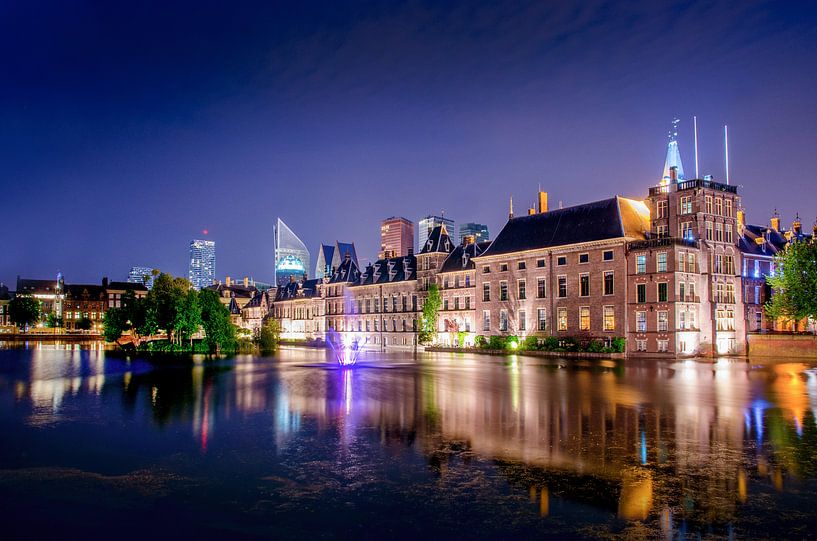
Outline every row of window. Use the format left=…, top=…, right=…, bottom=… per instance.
left=441, top=275, right=471, bottom=288
left=482, top=272, right=615, bottom=301
left=329, top=318, right=419, bottom=333
left=481, top=250, right=615, bottom=274
left=442, top=297, right=472, bottom=310
left=671, top=195, right=734, bottom=217
left=327, top=295, right=420, bottom=315
left=482, top=306, right=617, bottom=333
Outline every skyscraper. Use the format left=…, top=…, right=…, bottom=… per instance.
left=458, top=223, right=490, bottom=244
left=127, top=266, right=156, bottom=289
left=418, top=215, right=454, bottom=252
left=315, top=241, right=358, bottom=278
left=274, top=218, right=310, bottom=286
left=379, top=216, right=414, bottom=259
left=188, top=239, right=216, bottom=290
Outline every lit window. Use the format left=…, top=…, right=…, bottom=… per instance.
left=657, top=252, right=667, bottom=272
left=636, top=311, right=647, bottom=332
left=579, top=307, right=590, bottom=331
left=636, top=254, right=646, bottom=274
left=557, top=307, right=568, bottom=331
left=538, top=308, right=547, bottom=331
left=603, top=306, right=615, bottom=331
left=658, top=311, right=668, bottom=331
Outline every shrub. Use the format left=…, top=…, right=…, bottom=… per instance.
left=487, top=335, right=508, bottom=350
left=611, top=337, right=626, bottom=353
left=474, top=335, right=487, bottom=348
left=540, top=336, right=560, bottom=351
left=585, top=340, right=604, bottom=353
left=523, top=336, right=540, bottom=351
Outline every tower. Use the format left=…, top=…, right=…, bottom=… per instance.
left=661, top=118, right=685, bottom=185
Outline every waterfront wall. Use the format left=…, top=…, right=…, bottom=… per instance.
left=426, top=346, right=625, bottom=360
left=747, top=333, right=817, bottom=358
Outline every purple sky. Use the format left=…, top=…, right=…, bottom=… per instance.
left=3, top=0, right=816, bottom=286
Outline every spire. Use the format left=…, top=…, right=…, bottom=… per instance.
left=661, top=118, right=685, bottom=185
left=509, top=195, right=514, bottom=219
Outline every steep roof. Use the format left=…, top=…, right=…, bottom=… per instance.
left=274, top=278, right=321, bottom=301
left=740, top=224, right=788, bottom=257
left=228, top=297, right=242, bottom=315
left=106, top=281, right=148, bottom=292
left=64, top=284, right=106, bottom=299
left=439, top=241, right=492, bottom=273
left=480, top=196, right=649, bottom=257
left=419, top=224, right=454, bottom=255
left=328, top=257, right=362, bottom=284
left=16, top=278, right=60, bottom=295
left=354, top=255, right=416, bottom=287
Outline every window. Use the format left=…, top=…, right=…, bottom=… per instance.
left=483, top=311, right=490, bottom=331
left=636, top=339, right=647, bottom=351
left=518, top=280, right=526, bottom=300
left=725, top=224, right=733, bottom=244
left=538, top=308, right=547, bottom=331
left=483, top=283, right=490, bottom=302
left=706, top=221, right=713, bottom=241
left=657, top=200, right=668, bottom=218
left=482, top=266, right=490, bottom=274
left=443, top=277, right=449, bottom=289
left=499, top=310, right=508, bottom=332
left=754, top=286, right=760, bottom=305
left=603, top=306, right=615, bottom=331
left=518, top=311, right=526, bottom=331
left=726, top=283, right=736, bottom=303
left=558, top=276, right=567, bottom=298
left=688, top=253, right=696, bottom=273
left=579, top=307, right=590, bottom=331
left=705, top=195, right=713, bottom=214
left=465, top=275, right=471, bottom=287
left=537, top=278, right=546, bottom=298
left=680, top=221, right=693, bottom=241
left=557, top=256, right=567, bottom=266
left=657, top=252, right=667, bottom=272
left=658, top=282, right=668, bottom=302
left=636, top=311, right=647, bottom=332
left=715, top=223, right=723, bottom=243
left=517, top=261, right=526, bottom=270
left=603, top=250, right=614, bottom=261
left=579, top=273, right=590, bottom=297
left=454, top=276, right=460, bottom=288
left=443, top=299, right=449, bottom=311
left=658, top=311, right=668, bottom=331
left=678, top=252, right=686, bottom=272
left=604, top=271, right=614, bottom=295
left=681, top=196, right=692, bottom=215
left=557, top=308, right=568, bottom=331
left=716, top=309, right=735, bottom=331
left=636, top=254, right=646, bottom=274
left=637, top=283, right=646, bottom=303
left=725, top=199, right=733, bottom=217
left=657, top=339, right=668, bottom=352
left=679, top=282, right=686, bottom=301
left=579, top=253, right=589, bottom=264
left=465, top=296, right=471, bottom=309
left=656, top=225, right=668, bottom=238
left=499, top=263, right=508, bottom=272
left=536, top=259, right=545, bottom=268
left=499, top=281, right=508, bottom=301
left=715, top=198, right=723, bottom=216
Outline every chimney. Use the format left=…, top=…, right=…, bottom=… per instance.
left=538, top=191, right=548, bottom=213
left=793, top=213, right=802, bottom=235
left=509, top=195, right=514, bottom=219
left=770, top=210, right=781, bottom=232
left=407, top=247, right=414, bottom=256
left=527, top=207, right=536, bottom=216
left=669, top=166, right=678, bottom=183
left=102, top=277, right=109, bottom=288
left=225, top=276, right=232, bottom=287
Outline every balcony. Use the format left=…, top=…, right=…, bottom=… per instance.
left=648, top=179, right=738, bottom=196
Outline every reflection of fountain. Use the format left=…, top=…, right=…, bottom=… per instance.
left=326, top=328, right=368, bottom=367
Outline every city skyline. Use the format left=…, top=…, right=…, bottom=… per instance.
left=3, top=1, right=816, bottom=285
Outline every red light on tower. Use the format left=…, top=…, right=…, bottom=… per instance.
left=202, top=229, right=209, bottom=235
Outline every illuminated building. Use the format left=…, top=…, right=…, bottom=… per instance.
left=458, top=222, right=489, bottom=244
left=127, top=266, right=155, bottom=289
left=274, top=218, right=310, bottom=287
left=15, top=274, right=64, bottom=319
left=63, top=284, right=106, bottom=330
left=188, top=239, right=216, bottom=290
left=379, top=217, right=414, bottom=259
left=418, top=215, right=454, bottom=252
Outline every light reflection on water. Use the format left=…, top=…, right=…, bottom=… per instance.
left=1, top=346, right=817, bottom=539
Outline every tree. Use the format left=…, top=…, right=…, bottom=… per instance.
left=46, top=313, right=63, bottom=328
left=766, top=241, right=817, bottom=331
left=258, top=318, right=280, bottom=353
left=418, top=283, right=441, bottom=345
left=149, top=273, right=194, bottom=343
left=172, top=289, right=202, bottom=347
left=75, top=317, right=93, bottom=331
left=199, top=289, right=236, bottom=353
left=9, top=295, right=40, bottom=329
left=103, top=307, right=126, bottom=342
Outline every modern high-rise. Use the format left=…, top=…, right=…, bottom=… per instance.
left=458, top=222, right=489, bottom=244
left=379, top=216, right=414, bottom=259
left=274, top=218, right=310, bottom=286
left=188, top=239, right=216, bottom=290
left=316, top=241, right=358, bottom=279
left=127, top=266, right=155, bottom=289
left=418, top=215, right=454, bottom=253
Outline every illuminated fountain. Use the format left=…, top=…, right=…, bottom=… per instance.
left=326, top=329, right=368, bottom=367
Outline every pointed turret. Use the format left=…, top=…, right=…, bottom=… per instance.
left=661, top=118, right=685, bottom=185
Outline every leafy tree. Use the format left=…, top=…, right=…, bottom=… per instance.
left=258, top=318, right=280, bottom=353
left=150, top=273, right=193, bottom=343
left=103, top=307, right=126, bottom=342
left=172, top=289, right=202, bottom=347
left=9, top=295, right=40, bottom=329
left=766, top=241, right=817, bottom=331
left=75, top=316, right=93, bottom=331
left=199, top=289, right=236, bottom=353
left=46, top=313, right=63, bottom=328
left=418, top=284, right=441, bottom=345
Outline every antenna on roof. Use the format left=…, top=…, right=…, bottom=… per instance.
left=724, top=125, right=730, bottom=185
left=693, top=115, right=700, bottom=179
left=509, top=196, right=514, bottom=219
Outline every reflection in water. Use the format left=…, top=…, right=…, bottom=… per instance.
left=2, top=348, right=817, bottom=538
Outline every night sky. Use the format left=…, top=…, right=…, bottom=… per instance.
left=3, top=0, right=816, bottom=286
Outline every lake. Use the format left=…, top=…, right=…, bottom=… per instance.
left=1, top=345, right=816, bottom=539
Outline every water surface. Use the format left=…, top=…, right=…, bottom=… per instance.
left=1, top=345, right=816, bottom=539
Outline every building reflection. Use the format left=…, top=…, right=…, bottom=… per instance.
left=7, top=348, right=817, bottom=532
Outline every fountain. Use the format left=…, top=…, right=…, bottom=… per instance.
left=326, top=328, right=368, bottom=367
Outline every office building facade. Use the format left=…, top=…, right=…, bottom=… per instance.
left=379, top=217, right=414, bottom=259
left=418, top=215, right=454, bottom=253
left=274, top=218, right=310, bottom=287
left=458, top=222, right=489, bottom=244
left=188, top=239, right=216, bottom=290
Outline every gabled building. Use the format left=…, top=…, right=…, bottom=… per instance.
left=240, top=290, right=271, bottom=336
left=63, top=284, right=107, bottom=330
left=435, top=239, right=490, bottom=346
left=315, top=241, right=358, bottom=279
left=272, top=278, right=324, bottom=340
left=16, top=275, right=64, bottom=319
